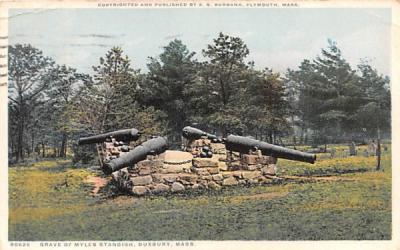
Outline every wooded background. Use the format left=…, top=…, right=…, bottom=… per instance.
left=8, top=33, right=391, bottom=163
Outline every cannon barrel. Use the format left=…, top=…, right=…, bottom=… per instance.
left=78, top=128, right=140, bottom=145
left=182, top=126, right=218, bottom=140
left=225, top=135, right=316, bottom=164
left=102, top=137, right=168, bottom=175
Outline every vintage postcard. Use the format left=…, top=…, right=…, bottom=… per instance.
left=0, top=0, right=399, bottom=249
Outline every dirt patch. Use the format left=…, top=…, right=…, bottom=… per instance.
left=86, top=176, right=109, bottom=195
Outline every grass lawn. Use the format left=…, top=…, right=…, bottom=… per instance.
left=8, top=144, right=391, bottom=240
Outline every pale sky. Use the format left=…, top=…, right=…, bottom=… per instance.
left=9, top=8, right=391, bottom=77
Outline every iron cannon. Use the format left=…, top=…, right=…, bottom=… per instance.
left=225, top=134, right=316, bottom=164
left=102, top=137, right=168, bottom=175
left=78, top=128, right=141, bottom=145
left=182, top=126, right=221, bottom=142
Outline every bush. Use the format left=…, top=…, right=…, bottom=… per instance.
left=72, top=143, right=98, bottom=165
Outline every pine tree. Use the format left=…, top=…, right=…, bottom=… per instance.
left=287, top=40, right=360, bottom=146
left=91, top=47, right=137, bottom=131
left=46, top=65, right=90, bottom=157
left=244, top=68, right=289, bottom=142
left=199, top=32, right=250, bottom=136
left=353, top=62, right=391, bottom=138
left=143, top=39, right=197, bottom=141
left=8, top=44, right=55, bottom=161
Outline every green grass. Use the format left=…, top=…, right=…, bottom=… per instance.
left=278, top=143, right=391, bottom=176
left=8, top=144, right=391, bottom=240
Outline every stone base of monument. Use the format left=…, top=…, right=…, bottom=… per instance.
left=111, top=150, right=278, bottom=196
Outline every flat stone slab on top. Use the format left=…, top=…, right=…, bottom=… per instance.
left=162, top=150, right=193, bottom=169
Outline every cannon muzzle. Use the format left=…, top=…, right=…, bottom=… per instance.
left=78, top=128, right=141, bottom=145
left=182, top=126, right=219, bottom=141
left=225, top=135, right=316, bottom=164
left=102, top=137, right=168, bottom=175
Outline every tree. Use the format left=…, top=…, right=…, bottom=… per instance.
left=46, top=65, right=90, bottom=157
left=8, top=44, right=55, bottom=161
left=284, top=70, right=301, bottom=147
left=287, top=40, right=362, bottom=147
left=354, top=62, right=391, bottom=137
left=199, top=32, right=250, bottom=136
left=285, top=59, right=320, bottom=144
left=142, top=39, right=197, bottom=141
left=356, top=62, right=390, bottom=170
left=286, top=40, right=391, bottom=148
left=243, top=68, right=289, bottom=142
left=91, top=47, right=138, bottom=131
left=355, top=62, right=390, bottom=170
left=71, top=47, right=166, bottom=146
left=312, top=40, right=359, bottom=141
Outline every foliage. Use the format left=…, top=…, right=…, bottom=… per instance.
left=285, top=40, right=390, bottom=145
left=198, top=32, right=250, bottom=136
left=241, top=68, right=290, bottom=141
left=8, top=36, right=391, bottom=163
left=88, top=47, right=136, bottom=132
left=142, top=39, right=197, bottom=141
left=352, top=62, right=391, bottom=136
left=45, top=65, right=90, bottom=157
left=8, top=44, right=55, bottom=161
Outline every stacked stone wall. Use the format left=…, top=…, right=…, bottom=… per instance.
left=111, top=150, right=278, bottom=196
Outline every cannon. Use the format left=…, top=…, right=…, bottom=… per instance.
left=182, top=126, right=224, bottom=157
left=225, top=135, right=316, bottom=164
left=78, top=128, right=141, bottom=145
left=182, top=126, right=220, bottom=142
left=102, top=137, right=168, bottom=175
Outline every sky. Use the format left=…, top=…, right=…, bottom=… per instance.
left=8, top=8, right=391, bottom=77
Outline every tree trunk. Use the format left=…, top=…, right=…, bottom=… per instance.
left=16, top=113, right=24, bottom=162
left=31, top=131, right=35, bottom=154
left=376, top=127, right=381, bottom=170
left=10, top=138, right=14, bottom=160
left=291, top=114, right=296, bottom=148
left=299, top=124, right=305, bottom=144
left=53, top=142, right=57, bottom=157
left=278, top=135, right=284, bottom=146
left=59, top=133, right=67, bottom=158
left=41, top=142, right=45, bottom=158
